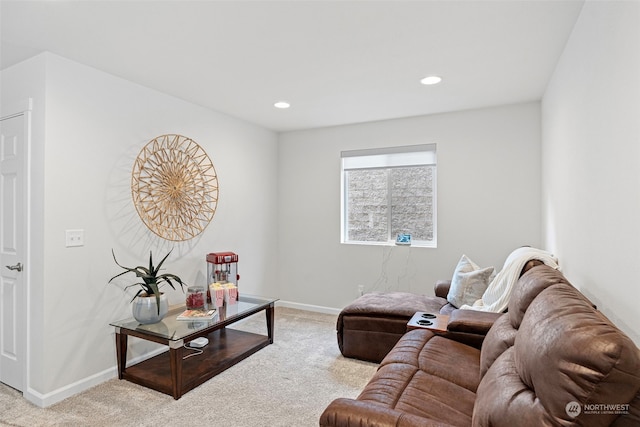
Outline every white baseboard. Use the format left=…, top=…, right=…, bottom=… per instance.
left=23, top=347, right=166, bottom=408
left=276, top=300, right=342, bottom=316
left=23, top=368, right=116, bottom=408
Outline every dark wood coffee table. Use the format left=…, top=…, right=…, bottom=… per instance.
left=110, top=295, right=277, bottom=399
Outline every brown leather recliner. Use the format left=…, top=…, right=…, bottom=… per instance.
left=321, top=266, right=640, bottom=426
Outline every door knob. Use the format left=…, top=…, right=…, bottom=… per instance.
left=5, top=263, right=22, bottom=272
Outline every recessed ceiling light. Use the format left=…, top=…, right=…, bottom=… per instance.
left=420, top=76, right=442, bottom=85
left=274, top=101, right=291, bottom=109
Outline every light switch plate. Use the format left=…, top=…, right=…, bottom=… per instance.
left=65, top=229, right=84, bottom=247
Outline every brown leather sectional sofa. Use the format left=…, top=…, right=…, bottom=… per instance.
left=337, top=260, right=543, bottom=363
left=321, top=266, right=640, bottom=426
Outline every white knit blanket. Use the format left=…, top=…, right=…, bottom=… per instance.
left=460, top=247, right=559, bottom=313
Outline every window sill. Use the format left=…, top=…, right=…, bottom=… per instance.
left=341, top=241, right=437, bottom=249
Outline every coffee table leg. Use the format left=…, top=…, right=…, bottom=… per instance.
left=266, top=304, right=275, bottom=344
left=115, top=328, right=127, bottom=379
left=169, top=343, right=184, bottom=399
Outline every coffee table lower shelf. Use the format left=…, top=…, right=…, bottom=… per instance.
left=121, top=328, right=270, bottom=399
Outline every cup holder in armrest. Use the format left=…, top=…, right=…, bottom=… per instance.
left=407, top=312, right=449, bottom=332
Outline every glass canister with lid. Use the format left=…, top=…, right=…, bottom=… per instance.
left=186, top=285, right=207, bottom=310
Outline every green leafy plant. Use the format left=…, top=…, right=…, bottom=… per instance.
left=109, top=249, right=186, bottom=314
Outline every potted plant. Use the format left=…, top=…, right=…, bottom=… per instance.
left=109, top=249, right=186, bottom=324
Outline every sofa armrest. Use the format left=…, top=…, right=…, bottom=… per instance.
left=447, top=309, right=502, bottom=336
left=434, top=280, right=451, bottom=298
left=320, top=398, right=448, bottom=427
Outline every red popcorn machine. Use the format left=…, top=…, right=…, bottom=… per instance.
left=206, top=252, right=239, bottom=308
left=207, top=252, right=239, bottom=285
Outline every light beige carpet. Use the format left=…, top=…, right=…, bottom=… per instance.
left=0, top=308, right=377, bottom=426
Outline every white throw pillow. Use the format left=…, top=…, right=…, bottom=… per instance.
left=447, top=254, right=495, bottom=308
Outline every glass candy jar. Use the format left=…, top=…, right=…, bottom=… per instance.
left=186, top=286, right=206, bottom=310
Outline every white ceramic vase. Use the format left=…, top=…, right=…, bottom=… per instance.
left=132, top=293, right=169, bottom=324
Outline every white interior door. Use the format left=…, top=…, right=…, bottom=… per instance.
left=0, top=112, right=26, bottom=391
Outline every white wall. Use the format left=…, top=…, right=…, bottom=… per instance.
left=542, top=1, right=640, bottom=344
left=278, top=102, right=542, bottom=310
left=1, top=53, right=279, bottom=405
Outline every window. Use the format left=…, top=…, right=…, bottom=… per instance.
left=341, top=144, right=436, bottom=247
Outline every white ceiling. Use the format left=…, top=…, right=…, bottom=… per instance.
left=0, top=0, right=584, bottom=132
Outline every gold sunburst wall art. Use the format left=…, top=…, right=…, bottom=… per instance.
left=131, top=134, right=219, bottom=241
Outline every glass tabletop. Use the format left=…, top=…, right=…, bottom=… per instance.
left=110, top=294, right=277, bottom=342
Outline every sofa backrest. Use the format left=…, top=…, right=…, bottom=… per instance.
left=474, top=265, right=640, bottom=426
left=479, top=265, right=570, bottom=376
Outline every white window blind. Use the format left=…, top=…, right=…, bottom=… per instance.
left=341, top=144, right=437, bottom=170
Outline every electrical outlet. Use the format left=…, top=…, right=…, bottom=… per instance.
left=65, top=229, right=84, bottom=247
left=358, top=285, right=364, bottom=296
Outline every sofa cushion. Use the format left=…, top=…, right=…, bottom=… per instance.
left=507, top=265, right=569, bottom=329
left=379, top=330, right=481, bottom=393
left=478, top=265, right=567, bottom=379
left=340, top=291, right=448, bottom=318
left=319, top=398, right=432, bottom=427
left=339, top=315, right=415, bottom=363
left=358, top=329, right=480, bottom=426
left=479, top=313, right=515, bottom=378
left=448, top=309, right=502, bottom=336
left=474, top=347, right=555, bottom=426
left=447, top=255, right=494, bottom=308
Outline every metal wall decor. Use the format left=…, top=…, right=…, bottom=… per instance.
left=131, top=134, right=219, bottom=241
